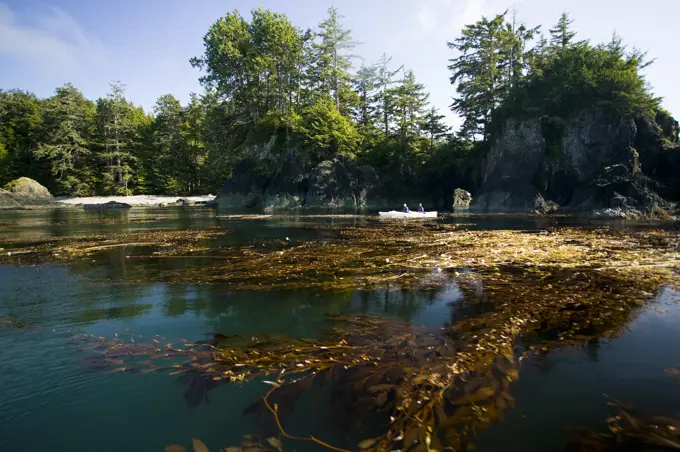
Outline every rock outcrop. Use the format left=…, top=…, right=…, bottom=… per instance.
left=453, top=188, right=472, bottom=208
left=305, top=155, right=381, bottom=209
left=0, top=177, right=54, bottom=209
left=83, top=201, right=132, bottom=211
left=216, top=150, right=382, bottom=210
left=472, top=108, right=679, bottom=216
left=0, top=190, right=22, bottom=209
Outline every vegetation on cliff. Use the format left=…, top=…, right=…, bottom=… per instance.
left=0, top=8, right=674, bottom=201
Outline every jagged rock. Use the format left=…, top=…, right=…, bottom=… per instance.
left=2, top=177, right=54, bottom=207
left=83, top=201, right=132, bottom=211
left=570, top=164, right=670, bottom=217
left=216, top=150, right=381, bottom=210
left=305, top=155, right=379, bottom=209
left=472, top=107, right=676, bottom=212
left=174, top=198, right=190, bottom=207
left=262, top=149, right=310, bottom=210
left=609, top=194, right=628, bottom=209
left=590, top=208, right=643, bottom=219
left=453, top=188, right=472, bottom=208
left=534, top=193, right=560, bottom=215
left=473, top=186, right=540, bottom=212
left=216, top=158, right=274, bottom=209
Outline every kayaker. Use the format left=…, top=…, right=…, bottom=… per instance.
left=418, top=203, right=424, bottom=213
left=402, top=203, right=409, bottom=213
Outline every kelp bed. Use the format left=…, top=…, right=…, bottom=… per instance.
left=2, top=222, right=679, bottom=290
left=22, top=222, right=677, bottom=450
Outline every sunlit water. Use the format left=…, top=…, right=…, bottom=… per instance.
left=0, top=208, right=678, bottom=452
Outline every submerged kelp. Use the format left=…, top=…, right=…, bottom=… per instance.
left=5, top=221, right=680, bottom=450
left=569, top=401, right=680, bottom=451
left=77, top=265, right=678, bottom=451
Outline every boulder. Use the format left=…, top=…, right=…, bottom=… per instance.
left=534, top=193, right=560, bottom=215
left=83, top=201, right=132, bottom=211
left=2, top=177, right=54, bottom=207
left=0, top=189, right=22, bottom=209
left=174, top=198, right=190, bottom=207
left=453, top=188, right=472, bottom=208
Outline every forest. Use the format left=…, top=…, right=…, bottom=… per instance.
left=0, top=8, right=660, bottom=197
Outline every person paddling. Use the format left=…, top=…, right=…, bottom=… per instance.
left=418, top=203, right=425, bottom=213
left=402, top=203, right=409, bottom=213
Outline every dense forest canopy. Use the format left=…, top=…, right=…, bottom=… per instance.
left=0, top=8, right=663, bottom=196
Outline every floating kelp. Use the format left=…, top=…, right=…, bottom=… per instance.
left=0, top=228, right=227, bottom=262
left=1, top=222, right=678, bottom=291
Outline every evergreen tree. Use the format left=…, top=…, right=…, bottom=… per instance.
left=34, top=83, right=96, bottom=195
left=504, top=11, right=541, bottom=90
left=394, top=70, right=429, bottom=153
left=549, top=13, right=576, bottom=49
left=448, top=13, right=514, bottom=141
left=0, top=90, right=44, bottom=185
left=421, top=107, right=451, bottom=150
left=96, top=82, right=137, bottom=195
left=310, top=7, right=358, bottom=114
left=150, top=93, right=184, bottom=193
left=353, top=63, right=381, bottom=147
left=375, top=54, right=402, bottom=138
left=182, top=93, right=207, bottom=192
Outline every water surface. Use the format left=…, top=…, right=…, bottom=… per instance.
left=1, top=208, right=678, bottom=452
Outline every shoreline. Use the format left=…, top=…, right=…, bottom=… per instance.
left=54, top=194, right=216, bottom=207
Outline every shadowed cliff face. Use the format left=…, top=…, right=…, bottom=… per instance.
left=473, top=108, right=680, bottom=215
left=216, top=149, right=384, bottom=211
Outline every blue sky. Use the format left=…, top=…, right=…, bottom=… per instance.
left=1, top=0, right=678, bottom=128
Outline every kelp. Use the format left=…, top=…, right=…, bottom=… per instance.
left=3, top=223, right=677, bottom=292
left=0, top=228, right=226, bottom=261
left=568, top=401, right=680, bottom=451
left=6, top=222, right=680, bottom=450
left=77, top=262, right=678, bottom=451
left=165, top=435, right=281, bottom=452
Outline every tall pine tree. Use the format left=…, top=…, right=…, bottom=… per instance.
left=35, top=84, right=96, bottom=195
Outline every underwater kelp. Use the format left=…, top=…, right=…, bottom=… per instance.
left=6, top=221, right=680, bottom=450
left=568, top=401, right=680, bottom=451
left=78, top=265, right=678, bottom=451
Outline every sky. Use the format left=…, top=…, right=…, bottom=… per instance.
left=1, top=0, right=679, bottom=128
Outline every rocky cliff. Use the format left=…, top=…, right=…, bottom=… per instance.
left=216, top=150, right=384, bottom=211
left=473, top=108, right=680, bottom=216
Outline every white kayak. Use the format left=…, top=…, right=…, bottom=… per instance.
left=378, top=210, right=437, bottom=219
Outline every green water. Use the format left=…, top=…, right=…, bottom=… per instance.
left=1, top=208, right=679, bottom=452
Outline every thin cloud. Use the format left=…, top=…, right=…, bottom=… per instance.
left=414, top=0, right=524, bottom=42
left=0, top=3, right=105, bottom=70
